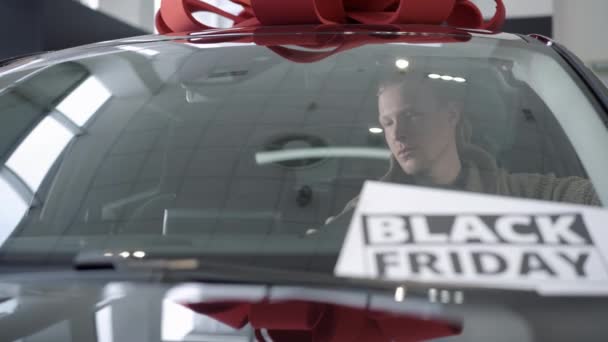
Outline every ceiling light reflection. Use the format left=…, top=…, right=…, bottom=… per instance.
left=428, top=288, right=437, bottom=303
left=454, top=291, right=464, bottom=304
left=133, top=251, right=146, bottom=258
left=440, top=290, right=451, bottom=303
left=305, top=229, right=318, bottom=235
left=394, top=286, right=406, bottom=302
left=118, top=45, right=160, bottom=56
left=395, top=59, right=410, bottom=70
left=369, top=127, right=383, bottom=134
left=255, top=147, right=391, bottom=165
left=428, top=74, right=467, bottom=83
left=119, top=251, right=130, bottom=258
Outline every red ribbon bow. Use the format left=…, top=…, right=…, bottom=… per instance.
left=156, top=0, right=506, bottom=34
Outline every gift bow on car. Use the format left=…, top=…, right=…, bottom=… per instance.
left=156, top=0, right=506, bottom=34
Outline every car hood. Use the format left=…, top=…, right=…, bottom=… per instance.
left=1, top=269, right=608, bottom=342
left=0, top=273, right=460, bottom=342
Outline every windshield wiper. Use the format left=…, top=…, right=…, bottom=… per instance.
left=73, top=251, right=433, bottom=295
left=74, top=251, right=541, bottom=298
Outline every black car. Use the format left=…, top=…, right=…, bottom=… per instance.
left=0, top=20, right=607, bottom=341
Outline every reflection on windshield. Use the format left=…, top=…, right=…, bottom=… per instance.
left=56, top=76, right=111, bottom=126
left=371, top=71, right=600, bottom=205
left=0, top=36, right=606, bottom=269
left=0, top=71, right=111, bottom=246
left=0, top=172, right=28, bottom=245
left=162, top=299, right=249, bottom=341
left=6, top=116, right=74, bottom=190
left=162, top=299, right=195, bottom=340
left=255, top=147, right=390, bottom=165
left=96, top=306, right=113, bottom=342
left=117, top=45, right=160, bottom=57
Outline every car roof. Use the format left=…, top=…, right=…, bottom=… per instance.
left=121, top=24, right=527, bottom=45
left=0, top=24, right=534, bottom=76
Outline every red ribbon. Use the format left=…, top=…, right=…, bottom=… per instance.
left=184, top=300, right=462, bottom=341
left=156, top=0, right=505, bottom=34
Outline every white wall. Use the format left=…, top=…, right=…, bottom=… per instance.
left=553, top=0, right=608, bottom=84
left=502, top=0, right=553, bottom=18
left=554, top=0, right=608, bottom=62
left=78, top=0, right=155, bottom=32
left=471, top=0, right=553, bottom=18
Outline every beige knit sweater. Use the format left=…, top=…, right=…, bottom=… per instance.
left=440, top=145, right=600, bottom=206
left=339, top=145, right=601, bottom=216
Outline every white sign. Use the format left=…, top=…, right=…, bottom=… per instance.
left=334, top=181, right=608, bottom=296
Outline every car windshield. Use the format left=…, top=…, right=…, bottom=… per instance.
left=0, top=31, right=607, bottom=271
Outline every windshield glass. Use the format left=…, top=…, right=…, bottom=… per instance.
left=0, top=32, right=607, bottom=269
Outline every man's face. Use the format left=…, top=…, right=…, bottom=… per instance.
left=378, top=83, right=459, bottom=176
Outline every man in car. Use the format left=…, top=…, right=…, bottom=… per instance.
left=337, top=72, right=600, bottom=216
